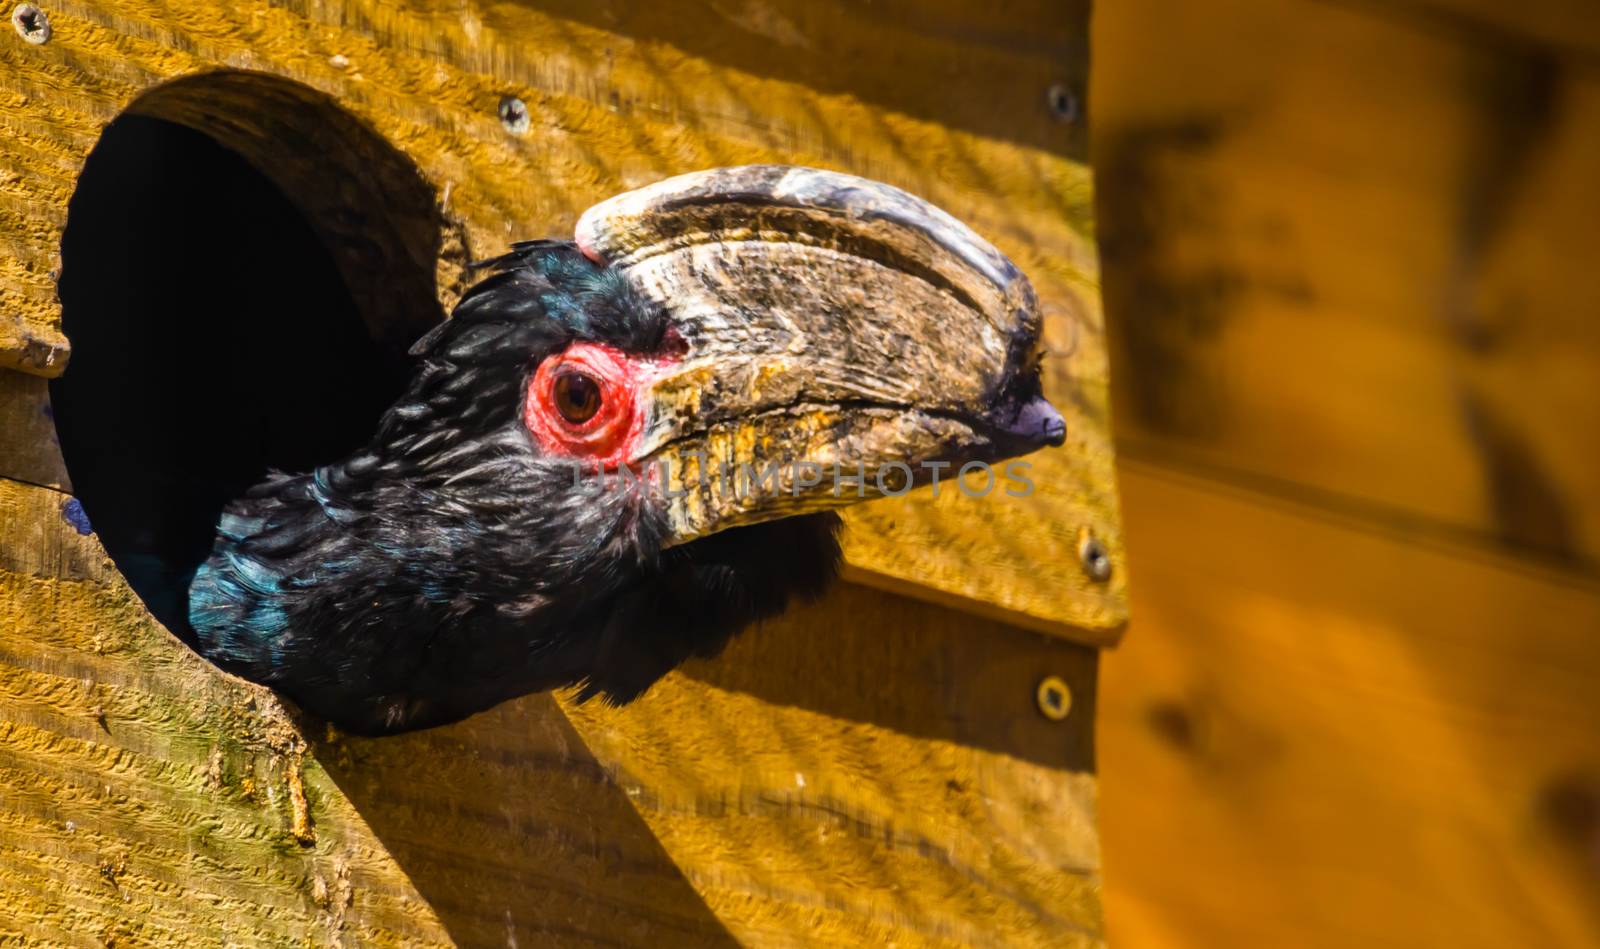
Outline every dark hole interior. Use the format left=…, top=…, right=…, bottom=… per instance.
left=52, top=113, right=417, bottom=643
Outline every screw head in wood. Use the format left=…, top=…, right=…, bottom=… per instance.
left=11, top=3, right=49, bottom=44
left=498, top=96, right=530, bottom=135
left=1078, top=529, right=1112, bottom=582
left=1035, top=676, right=1073, bottom=721
left=1045, top=83, right=1078, bottom=124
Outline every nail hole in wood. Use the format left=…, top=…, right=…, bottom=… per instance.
left=1046, top=83, right=1078, bottom=124
left=1078, top=529, right=1111, bottom=582
left=499, top=96, right=530, bottom=135
left=11, top=3, right=49, bottom=44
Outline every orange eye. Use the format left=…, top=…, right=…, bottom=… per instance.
left=552, top=371, right=602, bottom=425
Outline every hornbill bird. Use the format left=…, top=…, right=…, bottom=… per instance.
left=184, top=166, right=1066, bottom=735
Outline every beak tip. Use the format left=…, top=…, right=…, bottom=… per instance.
left=1001, top=396, right=1067, bottom=448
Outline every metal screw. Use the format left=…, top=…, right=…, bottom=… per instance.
left=498, top=96, right=530, bottom=135
left=1045, top=83, right=1078, bottom=124
left=1035, top=676, right=1072, bottom=721
left=11, top=3, right=50, bottom=44
left=1078, top=529, right=1112, bottom=582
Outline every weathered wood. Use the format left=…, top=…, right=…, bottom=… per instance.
left=843, top=403, right=1125, bottom=643
left=510, top=0, right=1091, bottom=158
left=0, top=0, right=1120, bottom=642
left=561, top=584, right=1101, bottom=947
left=0, top=481, right=448, bottom=945
left=1100, top=463, right=1600, bottom=948
left=0, top=0, right=1114, bottom=939
left=0, top=314, right=69, bottom=378
left=0, top=476, right=1101, bottom=945
left=1095, top=0, right=1600, bottom=576
left=0, top=370, right=70, bottom=491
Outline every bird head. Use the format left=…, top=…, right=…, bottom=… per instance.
left=411, top=166, right=1060, bottom=543
left=191, top=165, right=1065, bottom=733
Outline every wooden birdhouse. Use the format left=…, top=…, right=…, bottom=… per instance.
left=0, top=1, right=1123, bottom=944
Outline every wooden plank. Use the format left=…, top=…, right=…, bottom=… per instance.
left=0, top=315, right=69, bottom=378
left=0, top=476, right=1103, bottom=944
left=1321, top=0, right=1600, bottom=63
left=0, top=370, right=70, bottom=491
left=0, top=472, right=96, bottom=579
left=1093, top=0, right=1600, bottom=575
left=563, top=582, right=1103, bottom=947
left=1099, top=463, right=1600, bottom=949
left=0, top=485, right=455, bottom=945
left=500, top=0, right=1092, bottom=156
left=0, top=0, right=1121, bottom=642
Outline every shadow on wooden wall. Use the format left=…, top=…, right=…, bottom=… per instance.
left=0, top=1, right=1115, bottom=943
left=311, top=698, right=738, bottom=947
left=313, top=581, right=1101, bottom=945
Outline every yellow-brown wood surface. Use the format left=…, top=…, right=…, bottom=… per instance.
left=0, top=0, right=1112, bottom=944
left=0, top=476, right=1101, bottom=945
left=0, top=0, right=1124, bottom=642
left=1094, top=1, right=1600, bottom=945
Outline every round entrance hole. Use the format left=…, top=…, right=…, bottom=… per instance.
left=51, top=71, right=463, bottom=644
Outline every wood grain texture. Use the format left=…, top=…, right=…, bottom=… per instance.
left=0, top=475, right=1102, bottom=945
left=0, top=0, right=1114, bottom=939
left=0, top=370, right=71, bottom=491
left=0, top=0, right=1121, bottom=642
left=1100, top=464, right=1600, bottom=949
left=1094, top=0, right=1600, bottom=577
left=0, top=483, right=452, bottom=945
left=0, top=315, right=70, bottom=378
left=1092, top=1, right=1600, bottom=944
left=562, top=583, right=1102, bottom=947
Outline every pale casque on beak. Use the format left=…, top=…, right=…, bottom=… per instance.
left=574, top=165, right=1065, bottom=546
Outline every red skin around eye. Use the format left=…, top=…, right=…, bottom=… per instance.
left=523, top=342, right=655, bottom=471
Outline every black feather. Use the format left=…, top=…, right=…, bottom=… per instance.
left=189, top=243, right=841, bottom=734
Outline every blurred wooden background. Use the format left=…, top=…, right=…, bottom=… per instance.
left=1091, top=1, right=1600, bottom=946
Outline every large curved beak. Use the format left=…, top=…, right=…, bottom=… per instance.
left=576, top=165, right=1064, bottom=546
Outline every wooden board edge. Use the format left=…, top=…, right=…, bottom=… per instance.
left=0, top=314, right=70, bottom=379
left=840, top=562, right=1127, bottom=649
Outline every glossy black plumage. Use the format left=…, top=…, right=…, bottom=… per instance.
left=189, top=243, right=840, bottom=734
